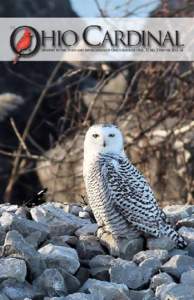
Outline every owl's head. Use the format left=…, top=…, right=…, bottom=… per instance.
left=84, top=124, right=124, bottom=157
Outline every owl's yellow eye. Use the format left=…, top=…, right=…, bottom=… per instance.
left=93, top=134, right=99, bottom=138
left=109, top=133, right=115, bottom=137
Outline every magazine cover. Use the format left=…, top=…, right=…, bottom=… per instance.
left=0, top=0, right=194, bottom=299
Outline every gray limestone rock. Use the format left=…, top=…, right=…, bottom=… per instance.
left=80, top=278, right=130, bottom=300
left=76, top=236, right=105, bottom=259
left=161, top=255, right=194, bottom=278
left=156, top=283, right=194, bottom=300
left=155, top=283, right=177, bottom=299
left=109, top=258, right=144, bottom=289
left=99, top=231, right=144, bottom=259
left=48, top=221, right=78, bottom=236
left=150, top=272, right=174, bottom=290
left=31, top=203, right=90, bottom=227
left=33, top=268, right=67, bottom=297
left=78, top=212, right=90, bottom=219
left=64, top=293, right=92, bottom=300
left=163, top=205, right=193, bottom=224
left=147, top=236, right=175, bottom=250
left=0, top=257, right=27, bottom=282
left=0, top=293, right=9, bottom=300
left=0, top=279, right=38, bottom=300
left=180, top=270, right=194, bottom=285
left=0, top=212, right=49, bottom=245
left=15, top=207, right=29, bottom=218
left=4, top=230, right=45, bottom=278
left=133, top=249, right=169, bottom=264
left=38, top=243, right=80, bottom=274
left=178, top=226, right=194, bottom=243
left=0, top=204, right=18, bottom=216
left=58, top=269, right=80, bottom=294
left=89, top=255, right=113, bottom=281
left=129, top=289, right=155, bottom=300
left=0, top=227, right=6, bottom=246
left=69, top=205, right=83, bottom=216
left=75, top=224, right=98, bottom=237
left=48, top=235, right=77, bottom=247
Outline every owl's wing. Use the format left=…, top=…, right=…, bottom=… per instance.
left=102, top=157, right=165, bottom=227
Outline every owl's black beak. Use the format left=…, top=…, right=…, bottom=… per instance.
left=103, top=141, right=106, bottom=147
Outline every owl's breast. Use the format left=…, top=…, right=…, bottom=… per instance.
left=85, top=160, right=129, bottom=236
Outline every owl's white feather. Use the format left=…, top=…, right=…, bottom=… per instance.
left=83, top=124, right=187, bottom=248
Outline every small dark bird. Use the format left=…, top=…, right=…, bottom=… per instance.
left=32, top=188, right=48, bottom=203
left=23, top=188, right=48, bottom=207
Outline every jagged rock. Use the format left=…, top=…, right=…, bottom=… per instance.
left=161, top=255, right=194, bottom=278
left=80, top=278, right=130, bottom=300
left=0, top=227, right=6, bottom=246
left=44, top=298, right=66, bottom=300
left=25, top=231, right=43, bottom=248
left=89, top=255, right=113, bottom=281
left=0, top=293, right=9, bottom=300
left=139, top=257, right=161, bottom=285
left=46, top=235, right=77, bottom=248
left=38, top=243, right=80, bottom=274
left=150, top=272, right=174, bottom=290
left=0, top=279, right=38, bottom=300
left=75, top=224, right=98, bottom=237
left=163, top=205, right=193, bottom=224
left=147, top=236, right=175, bottom=250
left=181, top=270, right=194, bottom=285
left=57, top=235, right=78, bottom=246
left=3, top=230, right=45, bottom=278
left=99, top=231, right=144, bottom=259
left=49, top=221, right=78, bottom=236
left=0, top=204, right=18, bottom=215
left=155, top=283, right=177, bottom=299
left=0, top=212, right=49, bottom=245
left=178, top=227, right=194, bottom=243
left=82, top=206, right=92, bottom=213
left=0, top=201, right=194, bottom=299
left=133, top=249, right=169, bottom=264
left=110, top=256, right=160, bottom=289
left=15, top=207, right=29, bottom=218
left=76, top=236, right=105, bottom=259
left=169, top=249, right=188, bottom=257
left=78, top=212, right=90, bottom=219
left=109, top=258, right=144, bottom=289
left=64, top=293, right=92, bottom=300
left=186, top=242, right=194, bottom=257
left=156, top=283, right=194, bottom=300
left=0, top=257, right=27, bottom=282
left=31, top=203, right=91, bottom=227
left=33, top=268, right=67, bottom=297
left=58, top=269, right=80, bottom=294
left=69, top=205, right=83, bottom=216
left=129, top=289, right=155, bottom=300
left=75, top=267, right=90, bottom=286
left=89, top=255, right=113, bottom=269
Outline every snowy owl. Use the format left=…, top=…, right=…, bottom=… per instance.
left=83, top=124, right=187, bottom=248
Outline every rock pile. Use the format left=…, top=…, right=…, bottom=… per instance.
left=0, top=202, right=193, bottom=299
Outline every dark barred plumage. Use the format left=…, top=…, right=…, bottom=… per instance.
left=85, top=153, right=187, bottom=248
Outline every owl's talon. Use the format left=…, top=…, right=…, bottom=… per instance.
left=97, top=225, right=110, bottom=239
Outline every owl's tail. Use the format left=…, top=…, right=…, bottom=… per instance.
left=159, top=222, right=187, bottom=249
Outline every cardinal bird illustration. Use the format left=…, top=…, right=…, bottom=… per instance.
left=13, top=28, right=32, bottom=64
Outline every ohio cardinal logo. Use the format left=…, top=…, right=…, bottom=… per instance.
left=10, top=26, right=40, bottom=63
